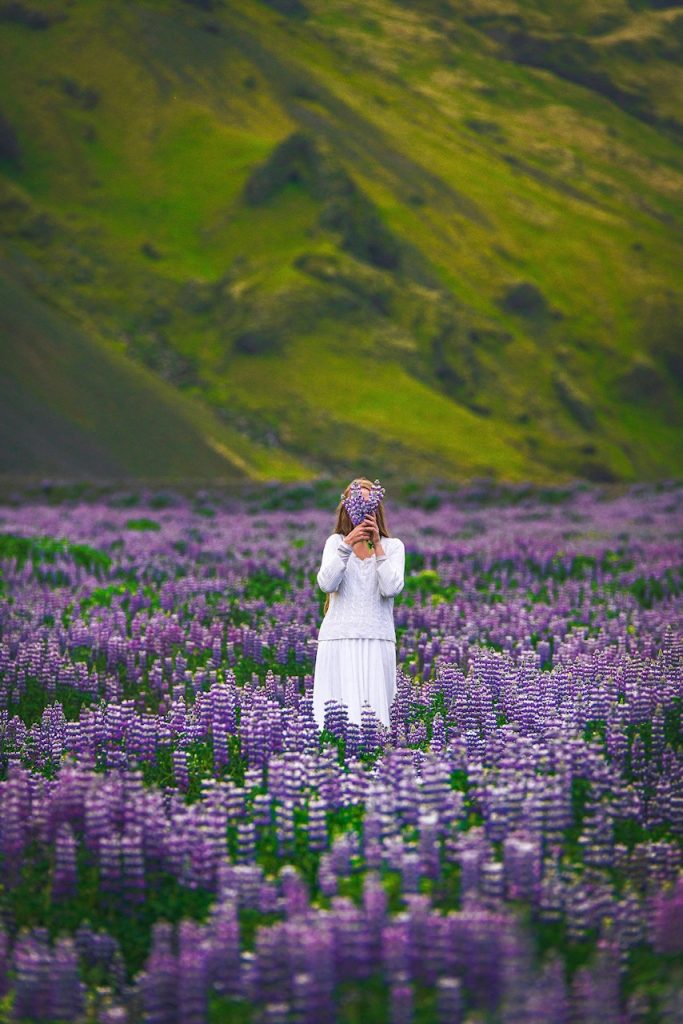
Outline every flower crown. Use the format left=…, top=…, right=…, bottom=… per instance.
left=341, top=479, right=385, bottom=526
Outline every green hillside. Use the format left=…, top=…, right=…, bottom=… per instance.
left=0, top=0, right=681, bottom=483
left=0, top=262, right=309, bottom=482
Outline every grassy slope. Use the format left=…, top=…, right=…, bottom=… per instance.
left=0, top=261, right=310, bottom=482
left=0, top=0, right=681, bottom=483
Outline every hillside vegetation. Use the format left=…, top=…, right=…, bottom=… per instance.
left=0, top=0, right=682, bottom=483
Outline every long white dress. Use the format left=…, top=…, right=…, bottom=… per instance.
left=313, top=533, right=405, bottom=730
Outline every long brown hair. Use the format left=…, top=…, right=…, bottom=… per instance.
left=323, top=478, right=391, bottom=616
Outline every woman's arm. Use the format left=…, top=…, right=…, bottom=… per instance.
left=316, top=534, right=353, bottom=593
left=376, top=538, right=405, bottom=597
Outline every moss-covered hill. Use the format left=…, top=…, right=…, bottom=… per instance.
left=0, top=0, right=681, bottom=484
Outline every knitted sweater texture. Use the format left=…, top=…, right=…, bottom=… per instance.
left=316, top=534, right=405, bottom=641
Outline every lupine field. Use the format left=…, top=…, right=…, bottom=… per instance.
left=0, top=480, right=682, bottom=1024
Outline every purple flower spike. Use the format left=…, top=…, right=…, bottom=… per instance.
left=342, top=479, right=386, bottom=527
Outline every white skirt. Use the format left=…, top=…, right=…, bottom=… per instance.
left=312, top=638, right=397, bottom=731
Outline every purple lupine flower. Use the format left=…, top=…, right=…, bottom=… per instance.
left=389, top=971, right=414, bottom=1024
left=177, top=920, right=208, bottom=1024
left=435, top=977, right=462, bottom=1024
left=341, top=481, right=365, bottom=527
left=50, top=937, right=86, bottom=1022
left=52, top=823, right=78, bottom=901
left=139, top=921, right=177, bottom=1024
left=12, top=930, right=52, bottom=1020
left=652, top=875, right=683, bottom=955
left=342, top=479, right=386, bottom=527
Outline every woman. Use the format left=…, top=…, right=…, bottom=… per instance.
left=313, top=477, right=405, bottom=731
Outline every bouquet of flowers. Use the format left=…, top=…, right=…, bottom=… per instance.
left=342, top=479, right=385, bottom=547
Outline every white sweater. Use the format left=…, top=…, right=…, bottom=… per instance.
left=316, top=533, right=405, bottom=641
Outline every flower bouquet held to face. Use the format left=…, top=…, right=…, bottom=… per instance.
left=342, top=479, right=385, bottom=550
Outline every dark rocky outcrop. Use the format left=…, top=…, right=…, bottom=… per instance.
left=0, top=110, right=21, bottom=164
left=244, top=132, right=403, bottom=271
left=260, top=0, right=309, bottom=18
left=606, top=24, right=683, bottom=65
left=575, top=458, right=619, bottom=482
left=180, top=0, right=224, bottom=11
left=243, top=132, right=331, bottom=204
left=427, top=303, right=484, bottom=405
left=499, top=281, right=550, bottom=317
left=0, top=2, right=66, bottom=28
left=140, top=241, right=163, bottom=261
left=552, top=370, right=597, bottom=431
left=616, top=354, right=668, bottom=402
left=637, top=292, right=683, bottom=388
left=627, top=0, right=683, bottom=10
left=294, top=252, right=395, bottom=315
left=464, top=117, right=507, bottom=142
left=649, top=335, right=683, bottom=389
left=233, top=327, right=283, bottom=356
left=122, top=306, right=201, bottom=388
left=17, top=211, right=58, bottom=246
left=319, top=185, right=401, bottom=271
left=469, top=16, right=681, bottom=138
left=58, top=77, right=101, bottom=110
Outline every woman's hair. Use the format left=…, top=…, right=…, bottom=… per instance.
left=323, top=478, right=391, bottom=616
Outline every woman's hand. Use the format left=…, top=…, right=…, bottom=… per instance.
left=344, top=522, right=370, bottom=547
left=364, top=514, right=380, bottom=546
